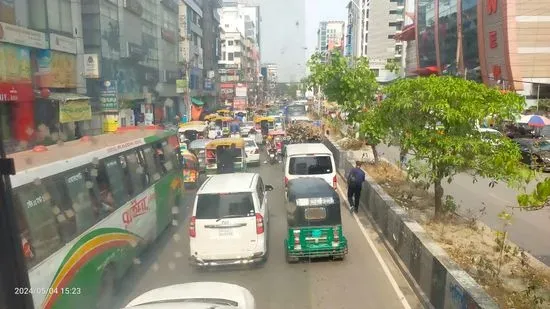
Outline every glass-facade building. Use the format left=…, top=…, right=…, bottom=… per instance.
left=414, top=0, right=481, bottom=82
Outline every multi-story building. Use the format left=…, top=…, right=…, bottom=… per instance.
left=398, top=0, right=550, bottom=106
left=0, top=0, right=91, bottom=151
left=219, top=2, right=261, bottom=107
left=317, top=21, right=345, bottom=57
left=261, top=63, right=277, bottom=101
left=346, top=0, right=405, bottom=82
left=200, top=0, right=223, bottom=107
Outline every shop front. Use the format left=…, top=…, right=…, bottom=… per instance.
left=0, top=42, right=38, bottom=147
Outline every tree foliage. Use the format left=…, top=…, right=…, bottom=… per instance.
left=379, top=75, right=533, bottom=217
left=307, top=52, right=383, bottom=161
left=385, top=59, right=401, bottom=74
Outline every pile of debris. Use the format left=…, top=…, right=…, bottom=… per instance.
left=286, top=122, right=322, bottom=143
left=337, top=137, right=364, bottom=150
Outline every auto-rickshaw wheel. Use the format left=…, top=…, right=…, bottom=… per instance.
left=332, top=254, right=345, bottom=261
left=285, top=250, right=299, bottom=264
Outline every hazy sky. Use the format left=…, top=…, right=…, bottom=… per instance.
left=304, top=0, right=347, bottom=61
left=257, top=0, right=346, bottom=82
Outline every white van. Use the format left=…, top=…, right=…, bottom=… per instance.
left=189, top=173, right=274, bottom=267
left=283, top=143, right=337, bottom=191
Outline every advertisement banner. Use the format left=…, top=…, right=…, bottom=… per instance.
left=235, top=84, right=247, bottom=97
left=0, top=22, right=47, bottom=49
left=36, top=50, right=77, bottom=88
left=100, top=80, right=118, bottom=112
left=233, top=98, right=246, bottom=110
left=49, top=33, right=77, bottom=54
left=0, top=43, right=31, bottom=82
left=59, top=99, right=92, bottom=123
left=176, top=79, right=187, bottom=93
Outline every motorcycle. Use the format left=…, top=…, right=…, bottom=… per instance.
left=268, top=148, right=278, bottom=165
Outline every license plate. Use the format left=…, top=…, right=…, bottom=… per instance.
left=219, top=229, right=233, bottom=237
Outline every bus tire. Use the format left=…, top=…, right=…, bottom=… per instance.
left=97, top=265, right=116, bottom=309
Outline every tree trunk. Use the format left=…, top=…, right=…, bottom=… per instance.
left=371, top=144, right=379, bottom=164
left=434, top=177, right=444, bottom=219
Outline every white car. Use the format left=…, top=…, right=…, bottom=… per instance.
left=124, top=282, right=256, bottom=309
left=244, top=138, right=260, bottom=165
left=240, top=121, right=256, bottom=137
left=189, top=173, right=273, bottom=267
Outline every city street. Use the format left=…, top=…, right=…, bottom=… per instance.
left=378, top=144, right=550, bottom=266
left=113, top=153, right=423, bottom=309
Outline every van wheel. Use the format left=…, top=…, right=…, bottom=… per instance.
left=96, top=266, right=116, bottom=309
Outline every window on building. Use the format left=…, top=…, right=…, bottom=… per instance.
left=388, top=34, right=395, bottom=39
left=228, top=53, right=234, bottom=61
left=234, top=52, right=241, bottom=58
left=228, top=40, right=234, bottom=45
left=47, top=0, right=73, bottom=35
left=225, top=24, right=229, bottom=27
left=28, top=0, right=47, bottom=31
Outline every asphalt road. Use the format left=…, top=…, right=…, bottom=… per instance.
left=113, top=152, right=424, bottom=309
left=378, top=144, right=550, bottom=266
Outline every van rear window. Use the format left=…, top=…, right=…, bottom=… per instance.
left=289, top=156, right=333, bottom=175
left=195, top=193, right=255, bottom=219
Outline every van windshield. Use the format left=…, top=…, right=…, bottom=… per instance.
left=289, top=156, right=333, bottom=175
left=195, top=193, right=255, bottom=219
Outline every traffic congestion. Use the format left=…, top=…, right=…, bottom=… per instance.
left=6, top=98, right=422, bottom=309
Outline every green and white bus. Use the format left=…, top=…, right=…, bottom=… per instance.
left=10, top=128, right=184, bottom=309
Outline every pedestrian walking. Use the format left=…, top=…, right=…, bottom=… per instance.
left=347, top=161, right=366, bottom=213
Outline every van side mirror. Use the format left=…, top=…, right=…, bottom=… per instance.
left=265, top=185, right=274, bottom=191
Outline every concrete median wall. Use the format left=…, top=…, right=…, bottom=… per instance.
left=323, top=137, right=499, bottom=309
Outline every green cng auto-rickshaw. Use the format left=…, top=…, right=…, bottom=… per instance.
left=284, top=177, right=348, bottom=263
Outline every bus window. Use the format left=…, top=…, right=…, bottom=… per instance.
left=161, top=140, right=177, bottom=172
left=125, top=150, right=146, bottom=193
left=154, top=142, right=168, bottom=174
left=142, top=146, right=161, bottom=182
left=14, top=183, right=63, bottom=268
left=118, top=155, right=135, bottom=196
left=63, top=168, right=98, bottom=234
left=43, top=178, right=77, bottom=243
left=102, top=157, right=131, bottom=207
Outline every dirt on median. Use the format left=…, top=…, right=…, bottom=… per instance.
left=324, top=119, right=550, bottom=309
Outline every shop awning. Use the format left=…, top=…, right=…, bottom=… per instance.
left=45, top=92, right=90, bottom=102
left=395, top=24, right=416, bottom=41
left=191, top=97, right=205, bottom=106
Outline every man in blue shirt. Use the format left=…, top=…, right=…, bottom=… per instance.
left=347, top=161, right=366, bottom=213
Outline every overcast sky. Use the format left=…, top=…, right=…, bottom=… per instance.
left=258, top=0, right=347, bottom=82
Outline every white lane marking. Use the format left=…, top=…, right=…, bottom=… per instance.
left=336, top=184, right=413, bottom=309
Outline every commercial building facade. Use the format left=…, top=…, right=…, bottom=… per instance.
left=398, top=0, right=550, bottom=103
left=1, top=0, right=92, bottom=152
left=317, top=21, right=345, bottom=58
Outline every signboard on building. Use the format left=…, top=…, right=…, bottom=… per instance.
left=59, top=99, right=92, bottom=123
left=0, top=22, right=47, bottom=49
left=83, top=54, right=99, bottom=78
left=479, top=0, right=512, bottom=89
left=127, top=42, right=146, bottom=60
left=49, top=33, right=77, bottom=54
left=100, top=80, right=118, bottom=112
left=176, top=79, right=187, bottom=93
left=36, top=50, right=77, bottom=88
left=204, top=79, right=213, bottom=90
left=233, top=98, right=246, bottom=110
left=235, top=84, right=247, bottom=97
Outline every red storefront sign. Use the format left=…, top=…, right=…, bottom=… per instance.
left=487, top=0, right=497, bottom=15
left=0, top=82, right=33, bottom=102
left=489, top=31, right=498, bottom=49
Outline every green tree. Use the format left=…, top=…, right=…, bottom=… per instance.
left=307, top=51, right=382, bottom=160
left=385, top=59, right=401, bottom=74
left=379, top=75, right=533, bottom=218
